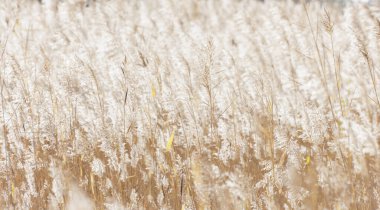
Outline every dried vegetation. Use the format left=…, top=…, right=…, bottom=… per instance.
left=0, top=0, right=380, bottom=209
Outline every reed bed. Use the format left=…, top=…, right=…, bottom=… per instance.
left=0, top=0, right=379, bottom=209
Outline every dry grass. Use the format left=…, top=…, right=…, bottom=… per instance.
left=0, top=0, right=379, bottom=209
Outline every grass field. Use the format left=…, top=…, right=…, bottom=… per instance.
left=0, top=0, right=379, bottom=209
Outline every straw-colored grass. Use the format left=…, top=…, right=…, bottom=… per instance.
left=0, top=0, right=379, bottom=209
